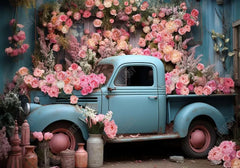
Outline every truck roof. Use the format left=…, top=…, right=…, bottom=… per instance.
left=98, top=55, right=164, bottom=70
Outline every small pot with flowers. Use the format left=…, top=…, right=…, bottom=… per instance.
left=77, top=106, right=117, bottom=168
left=32, top=131, right=53, bottom=168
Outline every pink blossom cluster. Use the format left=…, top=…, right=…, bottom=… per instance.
left=32, top=131, right=53, bottom=141
left=138, top=3, right=199, bottom=64
left=84, top=108, right=117, bottom=139
left=165, top=66, right=235, bottom=95
left=5, top=19, right=29, bottom=57
left=208, top=140, right=240, bottom=168
left=18, top=63, right=106, bottom=103
left=0, top=127, right=11, bottom=160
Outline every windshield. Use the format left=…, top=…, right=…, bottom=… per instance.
left=95, top=64, right=114, bottom=85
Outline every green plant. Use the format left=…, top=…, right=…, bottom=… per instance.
left=0, top=91, right=25, bottom=137
left=210, top=30, right=235, bottom=70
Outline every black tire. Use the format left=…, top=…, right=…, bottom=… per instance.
left=181, top=120, right=216, bottom=158
left=44, top=120, right=84, bottom=153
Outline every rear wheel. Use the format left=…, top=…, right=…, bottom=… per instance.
left=181, top=120, right=216, bottom=158
left=44, top=121, right=84, bottom=154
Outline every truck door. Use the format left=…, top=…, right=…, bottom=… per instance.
left=107, top=64, right=159, bottom=134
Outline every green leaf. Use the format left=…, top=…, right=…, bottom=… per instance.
left=225, top=38, right=230, bottom=43
left=222, top=47, right=228, bottom=51
left=228, top=52, right=235, bottom=56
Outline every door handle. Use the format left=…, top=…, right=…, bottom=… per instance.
left=148, top=96, right=157, bottom=100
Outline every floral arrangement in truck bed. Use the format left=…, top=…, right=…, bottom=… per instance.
left=6, top=0, right=235, bottom=102
left=5, top=19, right=29, bottom=57
left=77, top=106, right=118, bottom=139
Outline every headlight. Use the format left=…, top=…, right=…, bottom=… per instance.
left=24, top=103, right=30, bottom=115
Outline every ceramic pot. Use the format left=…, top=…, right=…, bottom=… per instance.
left=38, top=141, right=50, bottom=168
left=22, top=145, right=38, bottom=168
left=87, top=134, right=104, bottom=168
left=60, top=149, right=75, bottom=168
left=75, top=143, right=88, bottom=168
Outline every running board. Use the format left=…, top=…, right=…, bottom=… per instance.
left=106, top=133, right=180, bottom=143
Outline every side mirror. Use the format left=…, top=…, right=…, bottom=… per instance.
left=107, top=87, right=116, bottom=92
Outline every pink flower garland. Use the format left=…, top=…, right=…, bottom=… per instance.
left=5, top=19, right=29, bottom=57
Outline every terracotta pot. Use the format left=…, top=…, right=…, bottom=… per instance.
left=87, top=134, right=104, bottom=168
left=22, top=145, right=38, bottom=168
left=75, top=143, right=88, bottom=168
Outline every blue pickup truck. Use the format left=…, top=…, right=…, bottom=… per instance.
left=25, top=55, right=235, bottom=158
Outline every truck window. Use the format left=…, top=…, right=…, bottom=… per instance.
left=114, top=66, right=153, bottom=86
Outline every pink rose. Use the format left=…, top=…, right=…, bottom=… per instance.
left=45, top=74, right=56, bottom=84
left=96, top=11, right=104, bottom=18
left=202, top=85, right=212, bottom=95
left=83, top=10, right=91, bottom=18
left=104, top=120, right=118, bottom=139
left=178, top=27, right=186, bottom=35
left=33, top=68, right=44, bottom=77
left=97, top=73, right=106, bottom=84
left=54, top=64, right=63, bottom=72
left=224, top=78, right=234, bottom=88
left=63, top=84, right=73, bottom=94
left=110, top=9, right=117, bottom=16
left=132, top=14, right=141, bottom=22
left=113, top=0, right=119, bottom=6
left=85, top=0, right=95, bottom=8
left=59, top=14, right=68, bottom=22
left=70, top=63, right=79, bottom=70
left=66, top=18, right=73, bottom=27
left=52, top=44, right=60, bottom=52
left=124, top=6, right=132, bottom=15
left=187, top=19, right=195, bottom=26
left=47, top=86, right=59, bottom=98
left=197, top=63, right=204, bottom=71
left=73, top=12, right=81, bottom=21
left=138, top=37, right=146, bottom=47
left=18, top=67, right=29, bottom=76
left=17, top=31, right=26, bottom=41
left=9, top=19, right=16, bottom=26
left=180, top=86, right=189, bottom=95
left=191, top=9, right=199, bottom=18
left=5, top=47, right=13, bottom=55
left=30, top=78, right=39, bottom=89
left=109, top=18, right=114, bottom=24
left=44, top=132, right=53, bottom=141
left=183, top=13, right=190, bottom=21
left=70, top=95, right=79, bottom=104
left=179, top=74, right=189, bottom=85
left=194, top=86, right=203, bottom=95
left=93, top=19, right=102, bottom=27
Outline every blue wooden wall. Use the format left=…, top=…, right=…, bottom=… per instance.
left=0, top=0, right=240, bottom=93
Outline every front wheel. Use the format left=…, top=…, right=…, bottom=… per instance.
left=44, top=121, right=84, bottom=154
left=181, top=120, right=216, bottom=158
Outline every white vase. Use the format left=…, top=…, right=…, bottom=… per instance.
left=87, top=134, right=104, bottom=168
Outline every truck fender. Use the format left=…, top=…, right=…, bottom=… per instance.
left=173, top=102, right=227, bottom=137
left=26, top=104, right=88, bottom=140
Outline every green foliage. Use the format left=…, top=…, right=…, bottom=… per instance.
left=210, top=30, right=235, bottom=70
left=0, top=91, right=25, bottom=137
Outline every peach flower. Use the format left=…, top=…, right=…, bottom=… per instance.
left=104, top=0, right=112, bottom=8
left=18, top=67, right=29, bottom=76
left=132, top=14, right=141, bottom=22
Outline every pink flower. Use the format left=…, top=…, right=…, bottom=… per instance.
left=24, top=75, right=34, bottom=85
left=18, top=67, right=29, bottom=76
left=178, top=27, right=186, bottom=35
left=109, top=18, right=114, bottom=24
left=104, top=120, right=118, bottom=139
left=222, top=155, right=231, bottom=162
left=208, top=146, right=222, bottom=161
left=138, top=37, right=146, bottom=47
left=179, top=74, right=189, bottom=85
left=9, top=19, right=16, bottom=26
left=17, top=31, right=26, bottom=41
left=224, top=78, right=234, bottom=88
left=132, top=14, right=141, bottom=22
left=70, top=95, right=79, bottom=104
left=66, top=18, right=73, bottom=27
left=125, top=6, right=132, bottom=15
left=104, top=0, right=113, bottom=8
left=41, top=85, right=49, bottom=94
left=45, top=74, right=56, bottom=84
left=33, top=132, right=43, bottom=141
left=97, top=73, right=106, bottom=84
left=236, top=150, right=240, bottom=158
left=83, top=10, right=91, bottom=18
left=191, top=9, right=199, bottom=18
left=59, top=14, right=68, bottom=22
left=96, top=11, right=104, bottom=18
left=223, top=161, right=231, bottom=168
left=90, top=79, right=100, bottom=88
left=47, top=86, right=59, bottom=97
left=110, top=9, right=117, bottom=16
left=176, top=82, right=184, bottom=89
left=93, top=19, right=102, bottom=27
left=96, top=114, right=105, bottom=122
left=187, top=18, right=196, bottom=26
left=63, top=84, right=73, bottom=94
left=180, top=86, right=189, bottom=95
left=5, top=47, right=13, bottom=55
left=81, top=88, right=88, bottom=95
left=113, top=0, right=119, bottom=6
left=85, top=0, right=95, bottom=8
left=53, top=44, right=60, bottom=52
left=44, top=132, right=53, bottom=141
left=183, top=13, right=190, bottom=21
left=194, top=86, right=203, bottom=95
left=203, top=85, right=212, bottom=95
left=206, top=80, right=217, bottom=92
left=197, top=63, right=204, bottom=71
left=33, top=68, right=44, bottom=77
left=70, top=63, right=79, bottom=70
left=54, top=64, right=63, bottom=72
left=73, top=12, right=81, bottom=20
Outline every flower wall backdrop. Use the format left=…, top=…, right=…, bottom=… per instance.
left=4, top=0, right=235, bottom=102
